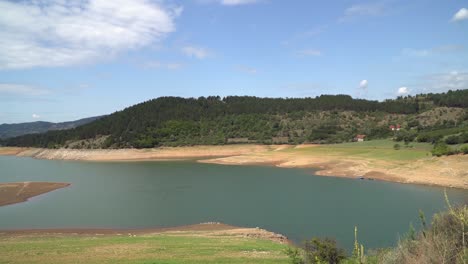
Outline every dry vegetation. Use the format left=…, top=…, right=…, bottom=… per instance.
left=379, top=204, right=467, bottom=264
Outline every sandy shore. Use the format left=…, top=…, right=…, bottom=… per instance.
left=0, top=222, right=289, bottom=244
left=1, top=145, right=467, bottom=189
left=0, top=182, right=70, bottom=207
left=199, top=147, right=468, bottom=189
left=3, top=145, right=271, bottom=161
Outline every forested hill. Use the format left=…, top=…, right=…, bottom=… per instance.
left=2, top=90, right=468, bottom=149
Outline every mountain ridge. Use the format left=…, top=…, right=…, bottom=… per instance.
left=0, top=116, right=104, bottom=139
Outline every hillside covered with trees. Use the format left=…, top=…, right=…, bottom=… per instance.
left=2, top=89, right=468, bottom=149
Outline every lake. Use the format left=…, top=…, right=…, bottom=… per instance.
left=0, top=156, right=466, bottom=251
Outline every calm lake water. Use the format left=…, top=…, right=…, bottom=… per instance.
left=0, top=156, right=466, bottom=250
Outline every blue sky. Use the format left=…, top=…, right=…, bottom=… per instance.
left=0, top=0, right=467, bottom=123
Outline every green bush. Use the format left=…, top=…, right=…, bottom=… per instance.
left=431, top=142, right=452, bottom=157
left=393, top=144, right=401, bottom=150
left=287, top=238, right=347, bottom=264
left=461, top=145, right=468, bottom=154
left=304, top=238, right=346, bottom=264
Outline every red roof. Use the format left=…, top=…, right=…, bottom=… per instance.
left=356, top=134, right=366, bottom=139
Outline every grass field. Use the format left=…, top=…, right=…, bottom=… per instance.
left=0, top=232, right=289, bottom=264
left=283, top=139, right=433, bottom=161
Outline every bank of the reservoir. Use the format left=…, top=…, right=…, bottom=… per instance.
left=0, top=182, right=70, bottom=207
left=0, top=141, right=467, bottom=189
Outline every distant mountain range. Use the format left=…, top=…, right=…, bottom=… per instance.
left=0, top=116, right=104, bottom=139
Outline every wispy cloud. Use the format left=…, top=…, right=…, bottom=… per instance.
left=236, top=65, right=257, bottom=74
left=400, top=45, right=465, bottom=57
left=182, top=46, right=211, bottom=59
left=401, top=48, right=431, bottom=57
left=142, top=61, right=184, bottom=70
left=32, top=113, right=40, bottom=119
left=452, top=8, right=468, bottom=22
left=339, top=2, right=386, bottom=22
left=296, top=49, right=322, bottom=57
left=280, top=83, right=338, bottom=97
left=0, top=0, right=181, bottom=69
left=220, top=0, right=260, bottom=5
left=196, top=0, right=261, bottom=6
left=418, top=71, right=468, bottom=93
left=281, top=25, right=328, bottom=46
left=0, top=83, right=51, bottom=96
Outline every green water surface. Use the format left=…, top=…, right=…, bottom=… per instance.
left=0, top=156, right=466, bottom=251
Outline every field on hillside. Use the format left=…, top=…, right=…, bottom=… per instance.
left=284, top=139, right=433, bottom=161
left=0, top=231, right=289, bottom=264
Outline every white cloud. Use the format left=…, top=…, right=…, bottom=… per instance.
left=32, top=114, right=40, bottom=119
left=452, top=8, right=468, bottom=21
left=0, top=0, right=181, bottom=69
left=397, top=86, right=409, bottom=95
left=0, top=83, right=51, bottom=96
left=296, top=49, right=322, bottom=57
left=359, top=80, right=368, bottom=89
left=340, top=2, right=385, bottom=22
left=182, top=46, right=211, bottom=59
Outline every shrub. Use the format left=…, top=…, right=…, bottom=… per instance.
left=379, top=195, right=468, bottom=264
left=285, top=247, right=303, bottom=264
left=287, top=238, right=347, bottom=264
left=445, top=135, right=461, bottom=145
left=461, top=146, right=468, bottom=155
left=304, top=238, right=346, bottom=264
left=393, top=144, right=401, bottom=150
left=431, top=142, right=452, bottom=157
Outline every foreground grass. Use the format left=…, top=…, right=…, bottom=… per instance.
left=0, top=232, right=289, bottom=264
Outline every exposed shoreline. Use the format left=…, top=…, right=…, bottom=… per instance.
left=0, top=182, right=70, bottom=207
left=0, top=222, right=290, bottom=245
left=1, top=145, right=467, bottom=189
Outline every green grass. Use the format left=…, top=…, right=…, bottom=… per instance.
left=281, top=139, right=433, bottom=161
left=0, top=233, right=289, bottom=264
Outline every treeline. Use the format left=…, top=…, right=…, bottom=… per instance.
left=2, top=90, right=467, bottom=149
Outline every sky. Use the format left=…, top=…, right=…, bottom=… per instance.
left=0, top=0, right=467, bottom=123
